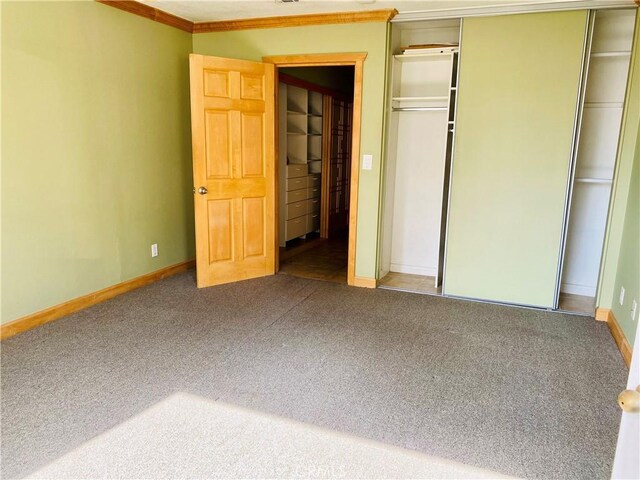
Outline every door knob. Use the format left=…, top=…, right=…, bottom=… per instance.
left=197, top=187, right=208, bottom=195
left=618, top=385, right=640, bottom=413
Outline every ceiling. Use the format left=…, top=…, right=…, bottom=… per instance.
left=142, top=0, right=635, bottom=23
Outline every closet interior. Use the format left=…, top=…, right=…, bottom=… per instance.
left=277, top=67, right=354, bottom=284
left=379, top=8, right=636, bottom=315
left=559, top=8, right=636, bottom=315
left=379, top=19, right=461, bottom=295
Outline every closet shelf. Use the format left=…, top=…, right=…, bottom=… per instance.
left=575, top=177, right=613, bottom=184
left=584, top=102, right=623, bottom=109
left=393, top=107, right=448, bottom=112
left=287, top=131, right=306, bottom=135
left=392, top=96, right=449, bottom=111
left=394, top=50, right=458, bottom=62
left=393, top=96, right=448, bottom=101
left=591, top=51, right=631, bottom=58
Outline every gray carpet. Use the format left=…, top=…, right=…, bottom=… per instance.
left=0, top=271, right=627, bottom=479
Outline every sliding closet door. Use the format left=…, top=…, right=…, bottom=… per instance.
left=444, top=11, right=588, bottom=308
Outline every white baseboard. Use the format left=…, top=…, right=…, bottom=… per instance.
left=390, top=264, right=437, bottom=277
left=561, top=283, right=596, bottom=297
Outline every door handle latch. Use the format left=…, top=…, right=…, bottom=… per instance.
left=618, top=385, right=640, bottom=413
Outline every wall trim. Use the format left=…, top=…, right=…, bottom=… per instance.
left=193, top=10, right=398, bottom=33
left=96, top=1, right=193, bottom=32
left=0, top=260, right=195, bottom=341
left=353, top=276, right=377, bottom=288
left=595, top=307, right=610, bottom=322
left=96, top=2, right=396, bottom=34
left=596, top=307, right=632, bottom=367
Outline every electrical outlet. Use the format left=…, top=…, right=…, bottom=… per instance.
left=632, top=300, right=637, bottom=322
left=619, top=286, right=625, bottom=305
left=151, top=243, right=158, bottom=258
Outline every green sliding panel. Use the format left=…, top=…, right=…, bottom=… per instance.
left=444, top=11, right=588, bottom=308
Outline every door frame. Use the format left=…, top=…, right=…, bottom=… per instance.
left=263, top=53, right=367, bottom=287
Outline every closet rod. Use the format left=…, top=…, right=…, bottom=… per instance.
left=392, top=107, right=448, bottom=112
left=575, top=177, right=612, bottom=184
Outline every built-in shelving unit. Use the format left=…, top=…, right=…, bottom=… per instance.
left=560, top=8, right=636, bottom=302
left=379, top=18, right=461, bottom=294
left=278, top=83, right=323, bottom=246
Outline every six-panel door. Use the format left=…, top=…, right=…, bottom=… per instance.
left=189, top=54, right=275, bottom=288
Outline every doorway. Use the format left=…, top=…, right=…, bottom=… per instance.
left=189, top=53, right=365, bottom=290
left=264, top=53, right=366, bottom=286
left=275, top=66, right=355, bottom=284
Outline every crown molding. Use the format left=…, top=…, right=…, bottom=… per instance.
left=192, top=9, right=398, bottom=33
left=96, top=1, right=194, bottom=32
left=96, top=2, right=396, bottom=34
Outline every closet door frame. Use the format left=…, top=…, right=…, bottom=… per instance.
left=263, top=53, right=367, bottom=287
left=442, top=10, right=591, bottom=308
left=553, top=11, right=596, bottom=308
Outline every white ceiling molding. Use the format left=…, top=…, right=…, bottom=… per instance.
left=392, top=0, right=635, bottom=22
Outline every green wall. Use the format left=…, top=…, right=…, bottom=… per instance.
left=1, top=2, right=195, bottom=323
left=597, top=13, right=640, bottom=346
left=192, top=23, right=389, bottom=279
left=612, top=123, right=640, bottom=346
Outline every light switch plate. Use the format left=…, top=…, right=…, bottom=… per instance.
left=619, top=286, right=625, bottom=305
left=362, top=154, right=373, bottom=171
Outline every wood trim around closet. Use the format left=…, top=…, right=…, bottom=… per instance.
left=264, top=52, right=367, bottom=287
left=96, top=0, right=194, bottom=32
left=0, top=260, right=195, bottom=340
left=193, top=9, right=398, bottom=33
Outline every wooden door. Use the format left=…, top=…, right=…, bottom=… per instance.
left=189, top=54, right=275, bottom=288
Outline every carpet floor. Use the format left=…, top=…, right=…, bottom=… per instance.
left=0, top=271, right=627, bottom=479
